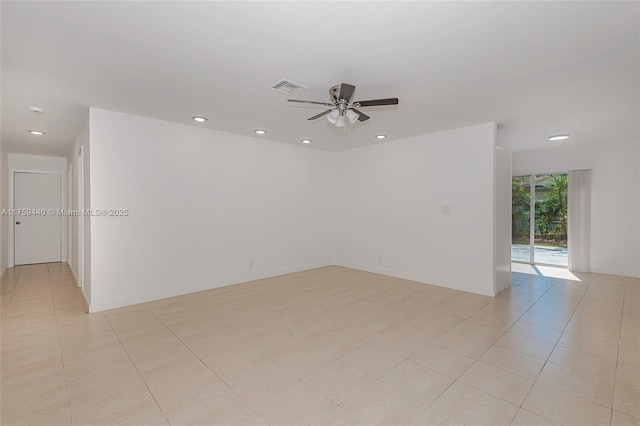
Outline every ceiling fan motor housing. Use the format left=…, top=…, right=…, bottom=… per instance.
left=330, top=84, right=355, bottom=103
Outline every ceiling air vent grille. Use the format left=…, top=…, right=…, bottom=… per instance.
left=269, top=79, right=308, bottom=95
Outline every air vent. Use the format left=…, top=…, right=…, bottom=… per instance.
left=269, top=79, right=308, bottom=95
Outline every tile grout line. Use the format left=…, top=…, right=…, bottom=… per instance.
left=609, top=281, right=625, bottom=426
left=49, top=263, right=74, bottom=426
left=515, top=274, right=621, bottom=423
left=515, top=277, right=583, bottom=396
left=513, top=278, right=573, bottom=417
left=141, top=304, right=255, bottom=408
left=451, top=277, right=563, bottom=425
left=3, top=265, right=635, bottom=426
left=458, top=277, right=562, bottom=424
left=102, top=312, right=172, bottom=426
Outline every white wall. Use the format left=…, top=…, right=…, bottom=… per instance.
left=513, top=139, right=640, bottom=278
left=86, top=108, right=334, bottom=312
left=494, top=146, right=512, bottom=293
left=333, top=123, right=500, bottom=296
left=68, top=115, right=91, bottom=306
left=0, top=143, right=7, bottom=274
left=7, top=153, right=68, bottom=267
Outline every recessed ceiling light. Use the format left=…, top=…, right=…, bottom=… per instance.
left=28, top=130, right=45, bottom=135
left=254, top=130, right=266, bottom=135
left=301, top=139, right=311, bottom=144
left=548, top=134, right=569, bottom=141
left=28, top=106, right=44, bottom=114
left=375, top=135, right=387, bottom=139
left=192, top=116, right=208, bottom=123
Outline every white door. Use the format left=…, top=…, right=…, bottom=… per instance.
left=14, top=172, right=62, bottom=265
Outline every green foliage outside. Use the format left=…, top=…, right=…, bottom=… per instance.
left=512, top=174, right=568, bottom=247
left=512, top=176, right=530, bottom=240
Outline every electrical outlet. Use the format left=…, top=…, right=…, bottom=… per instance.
left=378, top=255, right=382, bottom=263
left=249, top=260, right=253, bottom=269
left=441, top=205, right=450, bottom=214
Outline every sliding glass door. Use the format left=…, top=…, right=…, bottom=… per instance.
left=512, top=175, right=531, bottom=262
left=512, top=173, right=568, bottom=266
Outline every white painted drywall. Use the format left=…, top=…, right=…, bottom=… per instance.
left=68, top=115, right=91, bottom=306
left=333, top=123, right=499, bottom=296
left=7, top=153, right=68, bottom=266
left=494, top=146, right=512, bottom=293
left=513, top=139, right=640, bottom=278
left=0, top=144, right=7, bottom=274
left=86, top=108, right=334, bottom=312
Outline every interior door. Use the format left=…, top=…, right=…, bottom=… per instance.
left=14, top=172, right=62, bottom=265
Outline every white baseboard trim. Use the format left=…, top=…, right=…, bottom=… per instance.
left=333, top=261, right=497, bottom=297
left=589, top=267, right=640, bottom=279
left=81, top=289, right=90, bottom=313
left=69, top=263, right=80, bottom=287
left=87, top=262, right=333, bottom=313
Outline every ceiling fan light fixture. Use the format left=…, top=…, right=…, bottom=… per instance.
left=376, top=135, right=387, bottom=139
left=346, top=109, right=359, bottom=124
left=301, top=139, right=311, bottom=144
left=192, top=116, right=208, bottom=123
left=290, top=83, right=398, bottom=128
left=326, top=109, right=339, bottom=124
left=254, top=130, right=266, bottom=135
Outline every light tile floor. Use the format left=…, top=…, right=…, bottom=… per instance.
left=1, top=263, right=639, bottom=426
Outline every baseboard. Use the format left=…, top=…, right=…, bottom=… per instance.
left=81, top=288, right=90, bottom=313
left=69, top=263, right=80, bottom=287
left=589, top=267, right=640, bottom=279
left=87, top=261, right=333, bottom=313
left=333, top=261, right=496, bottom=297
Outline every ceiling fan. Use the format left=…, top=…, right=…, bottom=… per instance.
left=288, top=83, right=398, bottom=127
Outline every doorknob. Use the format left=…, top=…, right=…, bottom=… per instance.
left=15, top=221, right=20, bottom=225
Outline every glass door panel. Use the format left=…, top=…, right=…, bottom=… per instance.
left=512, top=173, right=568, bottom=266
left=533, top=174, right=568, bottom=266
left=512, top=175, right=531, bottom=262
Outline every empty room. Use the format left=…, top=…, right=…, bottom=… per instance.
left=1, top=2, right=639, bottom=426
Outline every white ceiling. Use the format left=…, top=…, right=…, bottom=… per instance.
left=2, top=1, right=638, bottom=157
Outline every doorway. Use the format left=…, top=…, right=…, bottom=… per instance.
left=512, top=173, right=568, bottom=266
left=14, top=172, right=62, bottom=265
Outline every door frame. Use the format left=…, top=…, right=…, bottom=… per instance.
left=77, top=147, right=84, bottom=290
left=9, top=170, right=65, bottom=267
left=67, top=164, right=73, bottom=268
left=512, top=172, right=569, bottom=267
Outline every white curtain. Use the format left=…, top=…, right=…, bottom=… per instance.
left=568, top=169, right=591, bottom=272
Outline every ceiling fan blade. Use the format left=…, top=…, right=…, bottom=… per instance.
left=350, top=108, right=370, bottom=122
left=288, top=99, right=334, bottom=106
left=307, top=109, right=334, bottom=120
left=338, top=84, right=356, bottom=102
left=356, top=98, right=399, bottom=107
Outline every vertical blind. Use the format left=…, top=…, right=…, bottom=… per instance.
left=568, top=169, right=591, bottom=272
